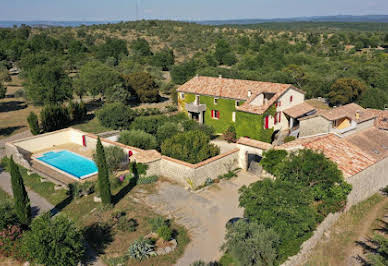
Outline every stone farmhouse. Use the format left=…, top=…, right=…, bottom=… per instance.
left=177, top=76, right=308, bottom=142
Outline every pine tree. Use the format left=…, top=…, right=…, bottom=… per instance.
left=27, top=111, right=40, bottom=135
left=96, top=137, right=111, bottom=205
left=9, top=156, right=31, bottom=225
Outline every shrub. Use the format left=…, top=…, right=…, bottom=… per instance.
left=0, top=202, right=19, bottom=230
left=0, top=225, right=23, bottom=258
left=129, top=162, right=149, bottom=178
left=119, top=130, right=158, bottom=150
left=284, top=136, right=296, bottom=143
left=94, top=146, right=126, bottom=173
left=128, top=237, right=156, bottom=261
left=68, top=101, right=87, bottom=121
left=161, top=130, right=220, bottom=164
left=137, top=175, right=159, bottom=185
left=166, top=105, right=178, bottom=112
left=156, top=122, right=180, bottom=145
left=130, top=115, right=169, bottom=135
left=14, top=88, right=25, bottom=98
left=148, top=216, right=166, bottom=232
left=204, top=178, right=214, bottom=186
left=22, top=214, right=85, bottom=266
left=0, top=83, right=6, bottom=99
left=221, top=220, right=279, bottom=266
left=68, top=181, right=95, bottom=199
left=157, top=224, right=172, bottom=241
left=123, top=72, right=160, bottom=103
left=40, top=104, right=70, bottom=132
left=27, top=111, right=40, bottom=135
left=223, top=125, right=237, bottom=143
left=117, top=217, right=138, bottom=232
left=96, top=102, right=135, bottom=130
left=260, top=149, right=288, bottom=175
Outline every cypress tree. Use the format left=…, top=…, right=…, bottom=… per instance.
left=96, top=137, right=111, bottom=205
left=27, top=111, right=40, bottom=135
left=9, top=156, right=31, bottom=225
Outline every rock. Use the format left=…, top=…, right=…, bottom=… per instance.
left=170, top=239, right=177, bottom=249
left=27, top=170, right=33, bottom=176
left=93, top=196, right=102, bottom=203
left=23, top=262, right=30, bottom=266
left=54, top=185, right=63, bottom=191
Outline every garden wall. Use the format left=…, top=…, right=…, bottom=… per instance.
left=282, top=156, right=388, bottom=266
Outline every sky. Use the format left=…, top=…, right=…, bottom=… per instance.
left=1, top=0, right=388, bottom=21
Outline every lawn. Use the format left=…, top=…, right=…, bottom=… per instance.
left=72, top=116, right=112, bottom=134
left=305, top=193, right=388, bottom=266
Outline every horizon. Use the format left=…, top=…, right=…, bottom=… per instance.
left=1, top=0, right=388, bottom=21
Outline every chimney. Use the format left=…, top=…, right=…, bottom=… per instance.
left=248, top=90, right=252, bottom=98
left=355, top=110, right=360, bottom=120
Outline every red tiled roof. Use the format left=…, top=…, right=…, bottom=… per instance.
left=283, top=102, right=316, bottom=118
left=237, top=137, right=272, bottom=150
left=367, top=109, right=388, bottom=130
left=278, top=134, right=377, bottom=178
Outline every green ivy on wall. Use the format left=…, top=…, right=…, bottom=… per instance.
left=235, top=111, right=273, bottom=143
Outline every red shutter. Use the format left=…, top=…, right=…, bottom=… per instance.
left=211, top=110, right=214, bottom=118
left=128, top=150, right=133, bottom=158
left=217, top=111, right=220, bottom=119
left=265, top=116, right=269, bottom=129
left=82, top=135, right=86, bottom=147
left=290, top=96, right=293, bottom=103
left=274, top=113, right=277, bottom=124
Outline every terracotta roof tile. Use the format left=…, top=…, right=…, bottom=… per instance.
left=237, top=137, right=273, bottom=150
left=367, top=109, right=388, bottom=130
left=320, top=103, right=375, bottom=122
left=283, top=102, right=316, bottom=118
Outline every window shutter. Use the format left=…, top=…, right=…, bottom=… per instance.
left=290, top=96, right=293, bottom=102
left=217, top=111, right=220, bottom=119
left=211, top=110, right=214, bottom=118
left=265, top=116, right=269, bottom=129
left=274, top=113, right=277, bottom=124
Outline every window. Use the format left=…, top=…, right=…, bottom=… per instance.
left=290, top=95, right=293, bottom=103
left=278, top=112, right=282, bottom=123
left=211, top=110, right=220, bottom=119
left=232, top=112, right=236, bottom=122
left=214, top=98, right=218, bottom=105
left=235, top=100, right=239, bottom=107
left=180, top=92, right=185, bottom=99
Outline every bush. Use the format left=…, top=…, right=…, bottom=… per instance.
left=27, top=111, right=40, bottom=135
left=128, top=237, right=156, bottom=261
left=156, top=122, right=180, bottom=145
left=0, top=83, right=6, bottom=99
left=119, top=130, right=158, bottom=150
left=260, top=149, right=288, bottom=175
left=96, top=102, right=135, bottom=130
left=284, top=136, right=296, bottom=143
left=40, top=104, right=70, bottom=132
left=123, top=72, right=160, bottom=103
left=0, top=202, right=19, bottom=230
left=130, top=115, right=169, bottom=135
left=137, top=175, right=158, bottom=185
left=14, top=88, right=25, bottom=98
left=68, top=181, right=95, bottom=199
left=148, top=216, right=166, bottom=232
left=68, top=101, right=87, bottom=121
left=223, top=125, right=237, bottom=143
left=117, top=217, right=138, bottom=232
left=22, top=213, right=85, bottom=266
left=161, top=130, right=220, bottom=164
left=157, top=224, right=172, bottom=241
left=0, top=225, right=23, bottom=258
left=204, top=178, right=214, bottom=186
left=93, top=146, right=126, bottom=173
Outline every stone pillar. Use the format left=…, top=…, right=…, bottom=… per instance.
left=199, top=111, right=204, bottom=124
left=290, top=117, right=294, bottom=129
left=243, top=151, right=249, bottom=171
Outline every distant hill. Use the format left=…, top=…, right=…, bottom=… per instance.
left=0, top=20, right=119, bottom=28
left=198, top=15, right=388, bottom=25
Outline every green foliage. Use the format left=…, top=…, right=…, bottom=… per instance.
left=152, top=48, right=175, bottom=71
left=105, top=83, right=133, bottom=104
left=137, top=175, right=159, bottom=185
left=94, top=146, right=126, bottom=173
left=40, top=104, right=70, bottom=132
left=147, top=216, right=166, bottom=232
left=123, top=72, right=160, bottom=103
left=96, top=102, right=135, bottom=130
left=327, top=78, right=367, bottom=106
left=171, top=60, right=197, bottom=84
left=366, top=233, right=388, bottom=265
left=223, top=125, right=237, bottom=143
left=117, top=217, right=138, bottom=232
left=235, top=111, right=273, bottom=143
left=218, top=168, right=240, bottom=180
left=0, top=202, right=19, bottom=230
left=215, top=39, right=237, bottom=66
left=128, top=237, right=156, bottom=261
left=260, top=149, right=288, bottom=175
left=131, top=38, right=153, bottom=56
left=0, top=82, right=6, bottom=99
left=161, top=130, right=220, bottom=164
left=130, top=115, right=169, bottom=135
left=21, top=213, right=85, bottom=266
left=9, top=157, right=31, bottom=226
left=27, top=111, right=40, bottom=135
left=24, top=60, right=72, bottom=105
left=119, top=130, right=158, bottom=150
left=359, top=87, right=388, bottom=110
left=68, top=101, right=87, bottom=122
left=0, top=224, right=23, bottom=259
left=129, top=162, right=149, bottom=178
left=96, top=137, right=112, bottom=205
left=284, top=136, right=296, bottom=143
left=157, top=224, right=172, bottom=241
left=68, top=181, right=95, bottom=199
left=156, top=122, right=180, bottom=145
left=96, top=38, right=128, bottom=61
left=222, top=220, right=280, bottom=266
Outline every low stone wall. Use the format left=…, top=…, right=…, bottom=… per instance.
left=282, top=156, right=388, bottom=266
left=5, top=142, right=31, bottom=169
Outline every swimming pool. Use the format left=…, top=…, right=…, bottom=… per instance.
left=36, top=150, right=98, bottom=179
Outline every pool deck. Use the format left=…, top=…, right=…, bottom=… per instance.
left=33, top=143, right=94, bottom=158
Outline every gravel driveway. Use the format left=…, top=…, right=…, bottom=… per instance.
left=133, top=171, right=261, bottom=265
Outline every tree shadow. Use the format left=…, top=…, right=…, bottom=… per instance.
left=374, top=219, right=388, bottom=234
left=112, top=165, right=138, bottom=205
left=53, top=195, right=73, bottom=213
left=83, top=222, right=114, bottom=255
left=0, top=126, right=24, bottom=137
left=84, top=99, right=104, bottom=113
left=0, top=101, right=27, bottom=112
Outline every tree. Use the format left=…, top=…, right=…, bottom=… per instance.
left=40, top=104, right=70, bottom=132
left=21, top=213, right=85, bottom=266
left=0, top=82, right=6, bottom=99
left=96, top=102, right=135, bottom=130
left=222, top=220, right=279, bottom=266
left=283, top=64, right=306, bottom=88
left=96, top=38, right=128, bottom=61
left=123, top=72, right=160, bottom=103
left=131, top=38, right=153, bottom=56
left=74, top=61, right=121, bottom=98
left=9, top=157, right=31, bottom=226
left=105, top=83, right=133, bottom=104
left=96, top=137, right=111, bottom=205
left=327, top=78, right=367, bottom=106
left=260, top=149, right=288, bottom=175
left=170, top=60, right=197, bottom=84
left=119, top=130, right=158, bottom=150
left=68, top=101, right=87, bottom=122
left=156, top=122, right=179, bottom=145
left=359, top=87, right=388, bottom=110
left=161, top=130, right=220, bottom=164
left=152, top=48, right=175, bottom=71
left=367, top=233, right=388, bottom=265
left=24, top=61, right=72, bottom=105
left=27, top=111, right=40, bottom=135
left=215, top=39, right=236, bottom=66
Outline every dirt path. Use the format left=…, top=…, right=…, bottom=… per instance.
left=344, top=196, right=388, bottom=265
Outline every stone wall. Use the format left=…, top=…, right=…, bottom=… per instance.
left=282, top=156, right=388, bottom=266
left=299, top=116, right=331, bottom=137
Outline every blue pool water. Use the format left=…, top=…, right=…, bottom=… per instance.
left=37, top=150, right=97, bottom=179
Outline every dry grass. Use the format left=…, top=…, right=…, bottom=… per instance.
left=306, top=99, right=331, bottom=110
left=0, top=76, right=40, bottom=140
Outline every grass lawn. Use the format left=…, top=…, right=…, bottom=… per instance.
left=0, top=157, right=68, bottom=206
left=72, top=116, right=112, bottom=134
left=305, top=193, right=388, bottom=266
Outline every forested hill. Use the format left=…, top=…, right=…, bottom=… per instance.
left=0, top=20, right=388, bottom=111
